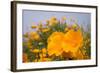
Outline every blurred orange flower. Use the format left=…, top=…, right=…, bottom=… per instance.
left=26, top=41, right=33, bottom=49
left=23, top=53, right=28, bottom=63
left=29, top=32, right=40, bottom=40
left=42, top=28, right=50, bottom=32
left=41, top=48, right=47, bottom=54
left=31, top=25, right=37, bottom=29
left=31, top=49, right=40, bottom=53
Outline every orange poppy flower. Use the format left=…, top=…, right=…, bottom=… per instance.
left=47, top=32, right=64, bottom=56
left=47, top=29, right=83, bottom=57
left=63, top=29, right=83, bottom=54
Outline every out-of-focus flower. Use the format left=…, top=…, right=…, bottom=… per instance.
left=49, top=16, right=59, bottom=26
left=26, top=41, right=33, bottom=49
left=38, top=42, right=44, bottom=45
left=41, top=48, right=47, bottom=54
left=23, top=53, right=28, bottom=63
left=31, top=25, right=37, bottom=29
left=39, top=53, right=46, bottom=58
left=39, top=48, right=47, bottom=58
left=72, top=24, right=77, bottom=29
left=64, top=27, right=69, bottom=32
left=47, top=32, right=64, bottom=56
left=63, top=29, right=83, bottom=55
left=31, top=49, right=40, bottom=53
left=38, top=58, right=51, bottom=62
left=42, top=28, right=50, bottom=32
left=29, top=32, right=40, bottom=40
left=72, top=24, right=79, bottom=31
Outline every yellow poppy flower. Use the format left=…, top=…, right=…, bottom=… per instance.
left=64, top=27, right=69, bottom=32
left=26, top=41, right=33, bottom=49
left=29, top=32, right=40, bottom=40
left=47, top=32, right=64, bottom=56
left=49, top=16, right=58, bottom=26
left=72, top=24, right=78, bottom=29
left=42, top=28, right=50, bottom=32
left=23, top=53, right=28, bottom=63
left=62, top=29, right=83, bottom=54
left=31, top=49, right=40, bottom=53
left=31, top=25, right=37, bottom=29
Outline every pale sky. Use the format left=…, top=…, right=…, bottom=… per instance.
left=22, top=10, right=91, bottom=34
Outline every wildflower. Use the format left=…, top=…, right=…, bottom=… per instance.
left=64, top=27, right=69, bottom=32
left=31, top=49, right=40, bottom=53
left=26, top=41, right=33, bottom=49
left=38, top=42, right=44, bottom=45
left=31, top=25, right=37, bottom=29
left=72, top=24, right=77, bottom=29
left=42, top=28, right=50, bottom=32
left=49, top=16, right=59, bottom=26
left=72, top=24, right=79, bottom=31
left=29, top=32, right=40, bottom=40
left=39, top=53, right=46, bottom=58
left=23, top=53, right=28, bottom=63
left=39, top=48, right=47, bottom=58
left=41, top=48, right=47, bottom=54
